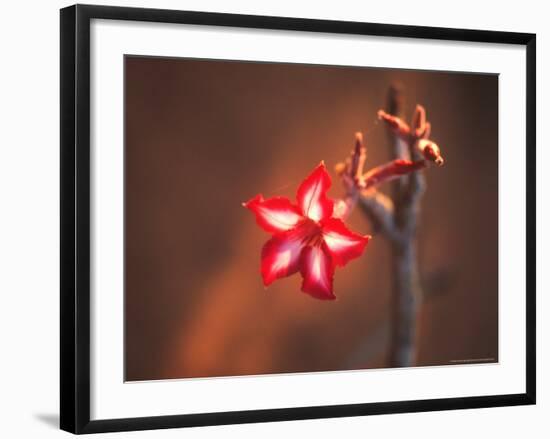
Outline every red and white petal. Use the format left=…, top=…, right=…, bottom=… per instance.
left=299, top=244, right=335, bottom=300
left=296, top=162, right=334, bottom=222
left=321, top=218, right=371, bottom=267
left=261, top=228, right=307, bottom=286
left=243, top=194, right=304, bottom=234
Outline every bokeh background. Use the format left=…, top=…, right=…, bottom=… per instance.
left=124, top=56, right=498, bottom=381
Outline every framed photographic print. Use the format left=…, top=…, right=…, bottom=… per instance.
left=60, top=4, right=536, bottom=434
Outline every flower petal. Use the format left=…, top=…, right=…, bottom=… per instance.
left=299, top=244, right=335, bottom=300
left=261, top=227, right=307, bottom=286
left=296, top=162, right=334, bottom=222
left=321, top=218, right=371, bottom=267
left=243, top=194, right=304, bottom=233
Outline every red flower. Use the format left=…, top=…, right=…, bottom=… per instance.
left=243, top=162, right=371, bottom=300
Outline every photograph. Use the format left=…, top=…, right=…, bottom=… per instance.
left=0, top=0, right=541, bottom=437
left=124, top=56, right=499, bottom=382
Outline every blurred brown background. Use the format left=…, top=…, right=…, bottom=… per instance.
left=124, top=56, right=498, bottom=381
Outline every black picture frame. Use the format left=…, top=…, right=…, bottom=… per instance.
left=60, top=4, right=536, bottom=434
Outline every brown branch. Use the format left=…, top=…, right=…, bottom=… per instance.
left=333, top=132, right=428, bottom=240
left=357, top=189, right=402, bottom=242
left=361, top=159, right=427, bottom=190
left=333, top=132, right=366, bottom=221
left=384, top=87, right=426, bottom=367
left=336, top=84, right=445, bottom=368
